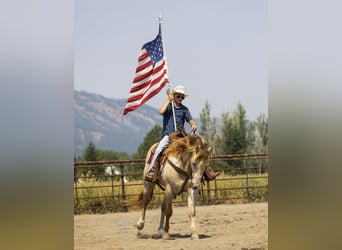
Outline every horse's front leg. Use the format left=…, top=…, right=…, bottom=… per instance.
left=188, top=187, right=199, bottom=239
left=162, top=185, right=173, bottom=240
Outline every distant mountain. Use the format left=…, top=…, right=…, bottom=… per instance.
left=74, top=90, right=162, bottom=156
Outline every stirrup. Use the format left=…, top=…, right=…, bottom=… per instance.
left=144, top=171, right=157, bottom=183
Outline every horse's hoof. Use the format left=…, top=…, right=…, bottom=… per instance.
left=136, top=220, right=144, bottom=230
left=158, top=228, right=164, bottom=237
left=162, top=233, right=171, bottom=240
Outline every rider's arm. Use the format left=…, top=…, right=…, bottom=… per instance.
left=159, top=94, right=174, bottom=115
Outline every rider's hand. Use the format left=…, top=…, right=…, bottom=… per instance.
left=168, top=93, right=174, bottom=101
left=189, top=120, right=197, bottom=132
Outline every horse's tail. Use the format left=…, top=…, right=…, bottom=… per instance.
left=127, top=191, right=144, bottom=207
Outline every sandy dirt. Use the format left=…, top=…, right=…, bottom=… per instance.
left=74, top=202, right=268, bottom=250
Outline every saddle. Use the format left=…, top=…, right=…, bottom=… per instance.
left=168, top=127, right=188, bottom=141
left=146, top=129, right=189, bottom=182
left=148, top=129, right=188, bottom=164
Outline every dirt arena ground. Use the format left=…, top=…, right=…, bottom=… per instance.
left=74, top=202, right=268, bottom=250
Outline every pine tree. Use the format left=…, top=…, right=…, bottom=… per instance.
left=256, top=113, right=268, bottom=151
left=251, top=113, right=268, bottom=173
left=83, top=142, right=98, bottom=161
left=219, top=103, right=248, bottom=171
left=83, top=142, right=104, bottom=179
left=199, top=101, right=217, bottom=153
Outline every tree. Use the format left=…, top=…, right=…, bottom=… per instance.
left=83, top=142, right=104, bottom=179
left=83, top=142, right=98, bottom=161
left=250, top=113, right=268, bottom=173
left=98, top=150, right=130, bottom=161
left=246, top=120, right=256, bottom=153
left=219, top=103, right=248, bottom=170
left=199, top=101, right=218, bottom=153
left=256, top=113, right=268, bottom=151
left=220, top=103, right=248, bottom=154
left=134, top=125, right=163, bottom=159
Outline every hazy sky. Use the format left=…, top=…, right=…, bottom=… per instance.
left=74, top=0, right=267, bottom=120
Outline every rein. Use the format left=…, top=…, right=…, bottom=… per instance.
left=168, top=158, right=192, bottom=195
left=156, top=134, right=206, bottom=195
left=157, top=157, right=192, bottom=196
left=167, top=158, right=192, bottom=180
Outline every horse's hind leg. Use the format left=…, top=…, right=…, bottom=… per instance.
left=137, top=182, right=155, bottom=230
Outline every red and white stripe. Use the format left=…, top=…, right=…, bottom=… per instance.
left=123, top=47, right=169, bottom=115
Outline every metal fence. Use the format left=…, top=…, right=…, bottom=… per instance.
left=74, top=153, right=268, bottom=214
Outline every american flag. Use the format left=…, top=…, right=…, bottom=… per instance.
left=123, top=24, right=169, bottom=115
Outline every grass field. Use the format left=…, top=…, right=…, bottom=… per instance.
left=74, top=173, right=268, bottom=214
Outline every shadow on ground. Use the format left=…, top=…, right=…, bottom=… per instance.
left=137, top=232, right=211, bottom=240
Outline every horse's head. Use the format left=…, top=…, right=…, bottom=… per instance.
left=164, top=134, right=213, bottom=189
left=189, top=136, right=213, bottom=189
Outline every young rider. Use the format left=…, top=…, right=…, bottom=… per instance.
left=144, top=85, right=197, bottom=182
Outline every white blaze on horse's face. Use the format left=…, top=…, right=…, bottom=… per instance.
left=191, top=143, right=213, bottom=189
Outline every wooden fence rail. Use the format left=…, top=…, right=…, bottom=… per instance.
left=74, top=153, right=268, bottom=214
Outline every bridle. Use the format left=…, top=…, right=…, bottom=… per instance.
left=157, top=135, right=208, bottom=194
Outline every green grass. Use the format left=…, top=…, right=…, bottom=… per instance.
left=74, top=173, right=268, bottom=214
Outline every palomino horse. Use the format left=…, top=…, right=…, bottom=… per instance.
left=135, top=134, right=213, bottom=240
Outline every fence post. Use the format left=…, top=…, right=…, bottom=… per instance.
left=74, top=166, right=79, bottom=215
left=110, top=165, right=115, bottom=211
left=120, top=165, right=128, bottom=212
left=214, top=178, right=218, bottom=201
left=245, top=159, right=251, bottom=201
left=206, top=180, right=211, bottom=203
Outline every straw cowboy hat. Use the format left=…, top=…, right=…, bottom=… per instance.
left=166, top=85, right=190, bottom=97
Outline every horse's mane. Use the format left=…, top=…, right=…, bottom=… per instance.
left=164, top=135, right=203, bottom=157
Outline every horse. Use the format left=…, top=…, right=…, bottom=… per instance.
left=134, top=134, right=213, bottom=240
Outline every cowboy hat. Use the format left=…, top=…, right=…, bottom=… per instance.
left=166, top=85, right=190, bottom=97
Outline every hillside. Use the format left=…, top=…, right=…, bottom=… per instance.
left=74, top=90, right=162, bottom=155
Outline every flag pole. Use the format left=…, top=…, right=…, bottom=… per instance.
left=158, top=15, right=177, bottom=132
